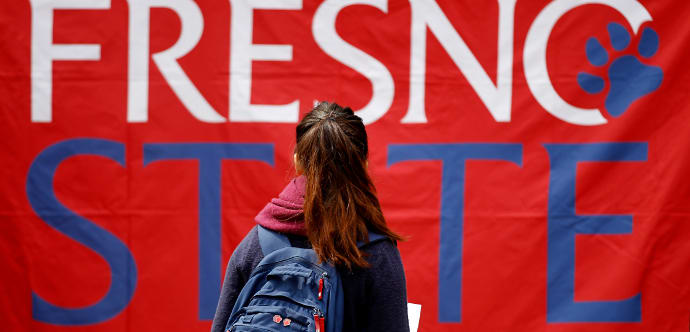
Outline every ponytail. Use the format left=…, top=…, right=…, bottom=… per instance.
left=295, top=102, right=402, bottom=269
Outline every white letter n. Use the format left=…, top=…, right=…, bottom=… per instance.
left=403, top=0, right=516, bottom=123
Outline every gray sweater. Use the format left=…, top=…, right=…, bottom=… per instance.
left=210, top=226, right=410, bottom=332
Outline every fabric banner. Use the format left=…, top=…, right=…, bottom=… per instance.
left=1, top=0, right=689, bottom=331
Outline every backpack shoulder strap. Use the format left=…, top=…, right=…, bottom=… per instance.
left=259, top=225, right=388, bottom=254
left=257, top=225, right=291, bottom=256
left=358, top=231, right=388, bottom=248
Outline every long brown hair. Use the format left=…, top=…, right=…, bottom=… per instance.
left=295, top=101, right=402, bottom=269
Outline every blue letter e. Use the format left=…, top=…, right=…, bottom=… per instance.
left=26, top=138, right=137, bottom=325
left=544, top=143, right=646, bottom=323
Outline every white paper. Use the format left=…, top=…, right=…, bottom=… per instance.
left=408, top=303, right=421, bottom=332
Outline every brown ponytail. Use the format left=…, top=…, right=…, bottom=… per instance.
left=295, top=101, right=402, bottom=269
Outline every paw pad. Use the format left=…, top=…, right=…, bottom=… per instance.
left=577, top=22, right=663, bottom=118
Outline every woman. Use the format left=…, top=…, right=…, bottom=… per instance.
left=211, top=102, right=409, bottom=332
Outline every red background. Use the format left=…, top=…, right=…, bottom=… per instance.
left=1, top=0, right=689, bottom=331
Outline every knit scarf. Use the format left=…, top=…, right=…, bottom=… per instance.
left=254, top=176, right=307, bottom=235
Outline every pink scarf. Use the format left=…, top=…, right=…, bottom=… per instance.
left=254, top=176, right=307, bottom=235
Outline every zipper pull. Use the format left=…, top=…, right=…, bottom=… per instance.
left=313, top=313, right=321, bottom=332
left=313, top=308, right=322, bottom=332
left=319, top=312, right=325, bottom=331
left=318, top=272, right=327, bottom=300
left=318, top=277, right=324, bottom=300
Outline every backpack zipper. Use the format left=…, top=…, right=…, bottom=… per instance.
left=318, top=272, right=327, bottom=300
left=313, top=308, right=325, bottom=332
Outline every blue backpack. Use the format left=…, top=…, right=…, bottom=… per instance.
left=224, top=226, right=386, bottom=332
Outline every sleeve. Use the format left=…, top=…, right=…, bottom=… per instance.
left=363, top=241, right=410, bottom=332
left=210, top=227, right=263, bottom=332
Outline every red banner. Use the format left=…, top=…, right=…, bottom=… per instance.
left=1, top=0, right=689, bottom=331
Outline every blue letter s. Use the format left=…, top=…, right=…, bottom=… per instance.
left=26, top=138, right=137, bottom=325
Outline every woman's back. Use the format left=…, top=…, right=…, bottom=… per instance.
left=211, top=102, right=409, bottom=331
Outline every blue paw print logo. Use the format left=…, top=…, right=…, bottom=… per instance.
left=577, top=23, right=663, bottom=117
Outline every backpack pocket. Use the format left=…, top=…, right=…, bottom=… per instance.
left=229, top=305, right=311, bottom=332
left=267, top=264, right=312, bottom=279
left=230, top=326, right=275, bottom=332
left=257, top=263, right=324, bottom=305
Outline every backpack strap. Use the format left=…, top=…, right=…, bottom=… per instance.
left=257, top=225, right=291, bottom=256
left=358, top=231, right=388, bottom=248
left=258, top=225, right=389, bottom=255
